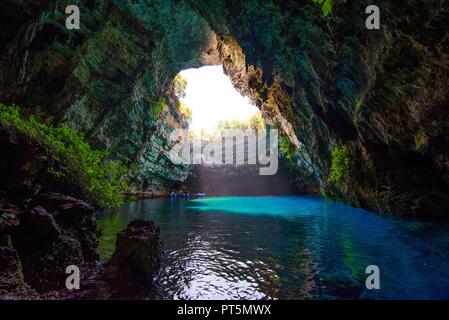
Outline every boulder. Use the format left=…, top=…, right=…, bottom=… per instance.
left=21, top=206, right=61, bottom=241
left=10, top=194, right=100, bottom=293
left=17, top=233, right=84, bottom=293
left=104, top=219, right=162, bottom=294
left=34, top=193, right=99, bottom=261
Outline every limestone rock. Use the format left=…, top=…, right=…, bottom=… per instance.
left=34, top=192, right=99, bottom=261
left=0, top=0, right=448, bottom=217
left=0, top=235, right=25, bottom=292
left=104, top=219, right=162, bottom=293
left=0, top=235, right=39, bottom=299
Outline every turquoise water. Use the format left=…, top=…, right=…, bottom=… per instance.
left=97, top=196, right=449, bottom=300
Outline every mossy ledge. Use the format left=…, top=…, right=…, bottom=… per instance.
left=0, top=103, right=130, bottom=208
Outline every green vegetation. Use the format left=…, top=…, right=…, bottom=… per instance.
left=312, top=0, right=334, bottom=16
left=150, top=98, right=166, bottom=121
left=216, top=112, right=265, bottom=132
left=258, top=83, right=269, bottom=96
left=311, top=0, right=346, bottom=17
left=249, top=112, right=265, bottom=130
left=415, top=130, right=428, bottom=150
left=0, top=103, right=130, bottom=207
left=330, top=145, right=351, bottom=183
left=279, top=135, right=297, bottom=161
left=178, top=102, right=192, bottom=120
left=173, top=74, right=192, bottom=120
left=173, top=74, right=188, bottom=99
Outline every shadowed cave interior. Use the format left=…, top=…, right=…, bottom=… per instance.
left=0, top=0, right=449, bottom=300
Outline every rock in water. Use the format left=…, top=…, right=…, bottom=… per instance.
left=104, top=219, right=162, bottom=296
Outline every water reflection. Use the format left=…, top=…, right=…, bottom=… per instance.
left=97, top=196, right=449, bottom=299
left=161, top=232, right=278, bottom=300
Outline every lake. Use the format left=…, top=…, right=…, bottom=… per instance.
left=97, top=196, right=449, bottom=300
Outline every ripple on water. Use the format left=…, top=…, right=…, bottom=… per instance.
left=97, top=196, right=449, bottom=300
left=159, top=233, right=279, bottom=300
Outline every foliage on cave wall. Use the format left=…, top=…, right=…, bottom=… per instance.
left=177, top=102, right=193, bottom=120
left=311, top=0, right=345, bottom=17
left=149, top=98, right=167, bottom=121
left=0, top=104, right=131, bottom=207
left=174, top=74, right=188, bottom=99
left=330, top=145, right=351, bottom=184
left=173, top=74, right=192, bottom=120
left=1, top=0, right=448, bottom=215
left=279, top=135, right=297, bottom=161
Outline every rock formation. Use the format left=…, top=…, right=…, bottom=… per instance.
left=1, top=187, right=162, bottom=299
left=0, top=0, right=448, bottom=301
left=0, top=193, right=100, bottom=298
left=1, top=0, right=447, bottom=217
left=104, top=219, right=162, bottom=299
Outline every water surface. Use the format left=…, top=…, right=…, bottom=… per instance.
left=97, top=196, right=449, bottom=300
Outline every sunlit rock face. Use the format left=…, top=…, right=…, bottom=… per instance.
left=1, top=0, right=448, bottom=216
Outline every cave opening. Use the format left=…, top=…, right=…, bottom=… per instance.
left=177, top=65, right=261, bottom=136
left=171, top=65, right=295, bottom=196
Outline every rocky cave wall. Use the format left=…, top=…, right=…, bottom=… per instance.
left=1, top=0, right=449, bottom=217
left=192, top=0, right=449, bottom=217
left=0, top=0, right=220, bottom=196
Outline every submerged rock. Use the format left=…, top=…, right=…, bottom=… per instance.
left=104, top=219, right=162, bottom=298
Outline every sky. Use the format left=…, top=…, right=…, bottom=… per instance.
left=179, top=65, right=259, bottom=134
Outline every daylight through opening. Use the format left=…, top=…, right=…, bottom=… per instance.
left=176, top=65, right=263, bottom=136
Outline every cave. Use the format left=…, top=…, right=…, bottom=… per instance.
left=174, top=65, right=295, bottom=196
left=1, top=0, right=449, bottom=301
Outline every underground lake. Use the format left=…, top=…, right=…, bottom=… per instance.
left=97, top=196, right=449, bottom=300
left=1, top=0, right=449, bottom=305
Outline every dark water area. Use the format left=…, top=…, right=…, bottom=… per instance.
left=97, top=196, right=449, bottom=300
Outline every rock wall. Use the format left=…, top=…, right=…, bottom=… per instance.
left=1, top=0, right=448, bottom=217
left=0, top=126, right=162, bottom=298
left=0, top=0, right=218, bottom=196
left=190, top=0, right=449, bottom=217
left=104, top=219, right=162, bottom=299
